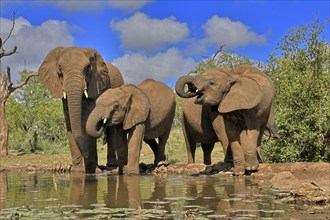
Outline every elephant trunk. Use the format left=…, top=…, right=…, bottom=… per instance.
left=65, top=73, right=86, bottom=157
left=175, top=75, right=198, bottom=98
left=86, top=108, right=105, bottom=138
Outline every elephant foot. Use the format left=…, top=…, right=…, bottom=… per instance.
left=123, top=165, right=140, bottom=175
left=71, top=165, right=85, bottom=173
left=106, top=159, right=118, bottom=167
left=245, top=162, right=259, bottom=172
left=233, top=166, right=245, bottom=176
left=156, top=161, right=166, bottom=167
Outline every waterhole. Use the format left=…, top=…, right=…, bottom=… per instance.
left=0, top=172, right=292, bottom=219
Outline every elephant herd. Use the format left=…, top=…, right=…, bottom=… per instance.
left=38, top=46, right=279, bottom=176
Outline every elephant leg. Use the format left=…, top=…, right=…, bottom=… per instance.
left=67, top=131, right=85, bottom=172
left=240, top=129, right=259, bottom=172
left=144, top=139, right=158, bottom=161
left=106, top=126, right=119, bottom=167
left=240, top=111, right=260, bottom=171
left=156, top=134, right=169, bottom=165
left=256, top=126, right=266, bottom=163
left=224, top=120, right=245, bottom=176
left=201, top=143, right=214, bottom=165
left=114, top=128, right=128, bottom=173
left=82, top=136, right=97, bottom=173
left=230, top=141, right=245, bottom=176
left=211, top=113, right=232, bottom=163
left=125, top=124, right=145, bottom=174
left=182, top=114, right=196, bottom=163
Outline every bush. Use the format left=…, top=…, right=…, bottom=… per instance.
left=6, top=71, right=67, bottom=153
left=263, top=18, right=330, bottom=162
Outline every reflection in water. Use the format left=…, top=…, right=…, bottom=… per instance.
left=0, top=172, right=289, bottom=218
left=0, top=172, right=7, bottom=209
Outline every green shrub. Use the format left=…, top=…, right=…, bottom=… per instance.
left=263, top=18, right=330, bottom=162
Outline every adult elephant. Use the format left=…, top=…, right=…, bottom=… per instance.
left=175, top=65, right=279, bottom=175
left=38, top=46, right=124, bottom=173
left=86, top=79, right=176, bottom=174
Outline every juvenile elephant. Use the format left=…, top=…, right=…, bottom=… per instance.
left=38, top=46, right=124, bottom=173
left=86, top=79, right=176, bottom=174
left=175, top=65, right=279, bottom=175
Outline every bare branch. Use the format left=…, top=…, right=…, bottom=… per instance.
left=2, top=10, right=16, bottom=46
left=212, top=45, right=225, bottom=61
left=0, top=46, right=17, bottom=58
left=6, top=66, right=11, bottom=82
left=10, top=72, right=38, bottom=92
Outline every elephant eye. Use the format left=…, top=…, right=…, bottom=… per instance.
left=57, top=65, right=63, bottom=79
left=113, top=102, right=120, bottom=110
left=209, top=81, right=215, bottom=86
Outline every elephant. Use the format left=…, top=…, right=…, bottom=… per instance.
left=38, top=46, right=124, bottom=173
left=86, top=79, right=176, bottom=174
left=175, top=65, right=279, bottom=175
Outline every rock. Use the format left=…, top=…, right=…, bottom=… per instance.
left=270, top=171, right=299, bottom=191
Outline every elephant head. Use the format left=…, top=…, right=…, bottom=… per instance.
left=175, top=67, right=263, bottom=113
left=38, top=46, right=110, bottom=157
left=86, top=84, right=150, bottom=138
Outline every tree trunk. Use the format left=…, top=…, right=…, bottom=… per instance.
left=0, top=101, right=8, bottom=157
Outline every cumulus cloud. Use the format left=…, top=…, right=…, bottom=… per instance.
left=0, top=17, right=74, bottom=82
left=186, top=16, right=267, bottom=55
left=110, top=12, right=189, bottom=51
left=36, top=1, right=104, bottom=12
left=202, top=16, right=266, bottom=48
left=108, top=0, right=152, bottom=12
left=112, top=48, right=195, bottom=84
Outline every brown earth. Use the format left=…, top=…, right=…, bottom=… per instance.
left=1, top=158, right=329, bottom=219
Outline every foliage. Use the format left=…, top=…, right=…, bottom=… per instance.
left=6, top=70, right=66, bottom=152
left=192, top=51, right=254, bottom=74
left=263, top=18, right=330, bottom=162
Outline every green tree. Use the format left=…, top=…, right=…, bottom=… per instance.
left=6, top=70, right=66, bottom=153
left=193, top=49, right=254, bottom=74
left=264, top=18, right=330, bottom=162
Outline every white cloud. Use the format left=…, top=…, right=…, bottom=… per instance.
left=112, top=48, right=195, bottom=84
left=108, top=0, right=152, bottom=12
left=202, top=16, right=266, bottom=48
left=110, top=12, right=189, bottom=51
left=0, top=17, right=74, bottom=82
left=36, top=1, right=104, bottom=12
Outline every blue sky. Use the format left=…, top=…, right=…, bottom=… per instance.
left=1, top=1, right=329, bottom=86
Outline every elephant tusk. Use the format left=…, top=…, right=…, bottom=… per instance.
left=103, top=118, right=108, bottom=124
left=196, top=89, right=199, bottom=93
left=63, top=91, right=67, bottom=99
left=84, top=89, right=89, bottom=99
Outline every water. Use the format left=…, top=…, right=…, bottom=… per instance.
left=0, top=172, right=291, bottom=219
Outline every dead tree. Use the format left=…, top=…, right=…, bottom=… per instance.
left=0, top=14, right=38, bottom=157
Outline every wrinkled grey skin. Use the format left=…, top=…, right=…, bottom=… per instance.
left=86, top=79, right=176, bottom=174
left=38, top=46, right=124, bottom=173
left=176, top=65, right=279, bottom=175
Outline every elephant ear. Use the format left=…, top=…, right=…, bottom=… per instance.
left=122, top=84, right=150, bottom=130
left=218, top=75, right=262, bottom=113
left=106, top=62, right=124, bottom=88
left=86, top=48, right=111, bottom=99
left=38, top=47, right=64, bottom=98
